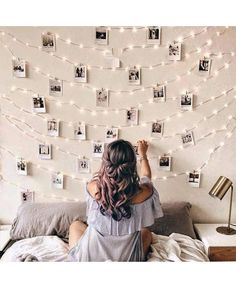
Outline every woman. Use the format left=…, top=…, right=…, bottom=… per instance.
left=68, top=139, right=163, bottom=261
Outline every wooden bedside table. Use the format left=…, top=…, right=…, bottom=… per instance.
left=194, top=224, right=236, bottom=261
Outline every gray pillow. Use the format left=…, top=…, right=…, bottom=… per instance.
left=149, top=201, right=197, bottom=239
left=10, top=202, right=87, bottom=240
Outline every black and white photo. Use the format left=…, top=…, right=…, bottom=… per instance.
left=180, top=92, right=193, bottom=111
left=39, top=144, right=51, bottom=160
left=16, top=158, right=27, bottom=175
left=181, top=131, right=195, bottom=147
left=168, top=42, right=182, bottom=61
left=188, top=171, right=201, bottom=188
left=49, top=79, right=63, bottom=96
left=47, top=119, right=59, bottom=137
left=128, top=67, right=141, bottom=85
left=133, top=145, right=139, bottom=156
left=74, top=123, right=86, bottom=140
left=77, top=158, right=90, bottom=174
left=159, top=155, right=172, bottom=171
left=127, top=108, right=139, bottom=126
left=96, top=88, right=109, bottom=107
left=153, top=85, right=166, bottom=102
left=105, top=127, right=119, bottom=143
left=74, top=64, right=87, bottom=83
left=147, top=26, right=161, bottom=44
left=32, top=95, right=46, bottom=113
left=12, top=58, right=26, bottom=78
left=151, top=121, right=163, bottom=138
left=198, top=58, right=211, bottom=74
left=95, top=27, right=108, bottom=45
left=92, top=141, right=104, bottom=158
left=52, top=172, right=63, bottom=189
left=21, top=190, right=35, bottom=203
left=41, top=32, right=56, bottom=52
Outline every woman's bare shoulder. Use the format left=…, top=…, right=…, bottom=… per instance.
left=131, top=184, right=153, bottom=204
left=87, top=180, right=100, bottom=200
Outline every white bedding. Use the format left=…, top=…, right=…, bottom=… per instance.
left=0, top=236, right=69, bottom=262
left=0, top=233, right=209, bottom=262
left=148, top=232, right=209, bottom=262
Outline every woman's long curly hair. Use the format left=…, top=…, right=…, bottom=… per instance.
left=94, top=139, right=140, bottom=221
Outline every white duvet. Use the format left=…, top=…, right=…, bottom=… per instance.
left=0, top=233, right=209, bottom=262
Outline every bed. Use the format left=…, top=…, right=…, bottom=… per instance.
left=0, top=201, right=209, bottom=262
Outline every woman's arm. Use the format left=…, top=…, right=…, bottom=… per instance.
left=137, top=140, right=151, bottom=179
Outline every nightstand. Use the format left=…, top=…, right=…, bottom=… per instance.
left=0, top=225, right=12, bottom=258
left=194, top=224, right=236, bottom=261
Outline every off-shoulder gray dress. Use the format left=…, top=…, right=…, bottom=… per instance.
left=68, top=176, right=163, bottom=262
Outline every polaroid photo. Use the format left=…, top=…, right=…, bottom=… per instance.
left=95, top=27, right=108, bottom=45
left=47, top=119, right=60, bottom=137
left=127, top=108, right=139, bottom=126
left=12, top=58, right=26, bottom=78
left=49, top=79, right=63, bottom=96
left=147, top=26, right=161, bottom=44
left=128, top=67, right=141, bottom=85
left=153, top=85, right=166, bottom=102
left=96, top=88, right=109, bottom=107
left=180, top=92, right=194, bottom=111
left=188, top=171, right=201, bottom=188
left=92, top=141, right=104, bottom=158
left=32, top=96, right=46, bottom=113
left=105, top=127, right=119, bottom=143
left=39, top=144, right=51, bottom=160
left=77, top=157, right=90, bottom=174
left=41, top=32, right=56, bottom=52
left=133, top=145, right=139, bottom=156
left=168, top=42, right=182, bottom=61
left=52, top=172, right=64, bottom=189
left=21, top=190, right=35, bottom=203
left=198, top=58, right=211, bottom=74
left=16, top=158, right=27, bottom=176
left=151, top=121, right=163, bottom=138
left=104, top=57, right=120, bottom=68
left=181, top=131, right=195, bottom=147
left=74, top=122, right=86, bottom=140
left=159, top=155, right=172, bottom=171
left=74, top=64, right=87, bottom=83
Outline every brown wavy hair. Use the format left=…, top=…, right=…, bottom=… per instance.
left=94, top=139, right=140, bottom=221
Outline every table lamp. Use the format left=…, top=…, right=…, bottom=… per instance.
left=209, top=176, right=236, bottom=235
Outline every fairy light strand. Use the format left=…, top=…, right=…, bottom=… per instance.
left=2, top=85, right=235, bottom=126
left=0, top=27, right=228, bottom=70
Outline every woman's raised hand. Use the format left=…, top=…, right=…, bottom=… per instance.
left=137, top=140, right=148, bottom=157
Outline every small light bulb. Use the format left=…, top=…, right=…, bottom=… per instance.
left=207, top=39, right=212, bottom=46
left=225, top=63, right=229, bottom=69
left=120, top=27, right=124, bottom=33
left=66, top=39, right=71, bottom=44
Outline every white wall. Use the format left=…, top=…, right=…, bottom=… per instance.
left=0, top=26, right=236, bottom=224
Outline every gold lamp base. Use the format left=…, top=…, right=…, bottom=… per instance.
left=216, top=226, right=236, bottom=235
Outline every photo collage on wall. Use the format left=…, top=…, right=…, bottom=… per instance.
left=8, top=26, right=218, bottom=193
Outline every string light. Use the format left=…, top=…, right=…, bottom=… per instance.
left=2, top=87, right=235, bottom=130
left=0, top=28, right=230, bottom=72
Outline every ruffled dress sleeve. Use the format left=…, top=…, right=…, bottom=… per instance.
left=85, top=176, right=163, bottom=236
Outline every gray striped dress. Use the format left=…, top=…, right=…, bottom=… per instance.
left=68, top=176, right=163, bottom=262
